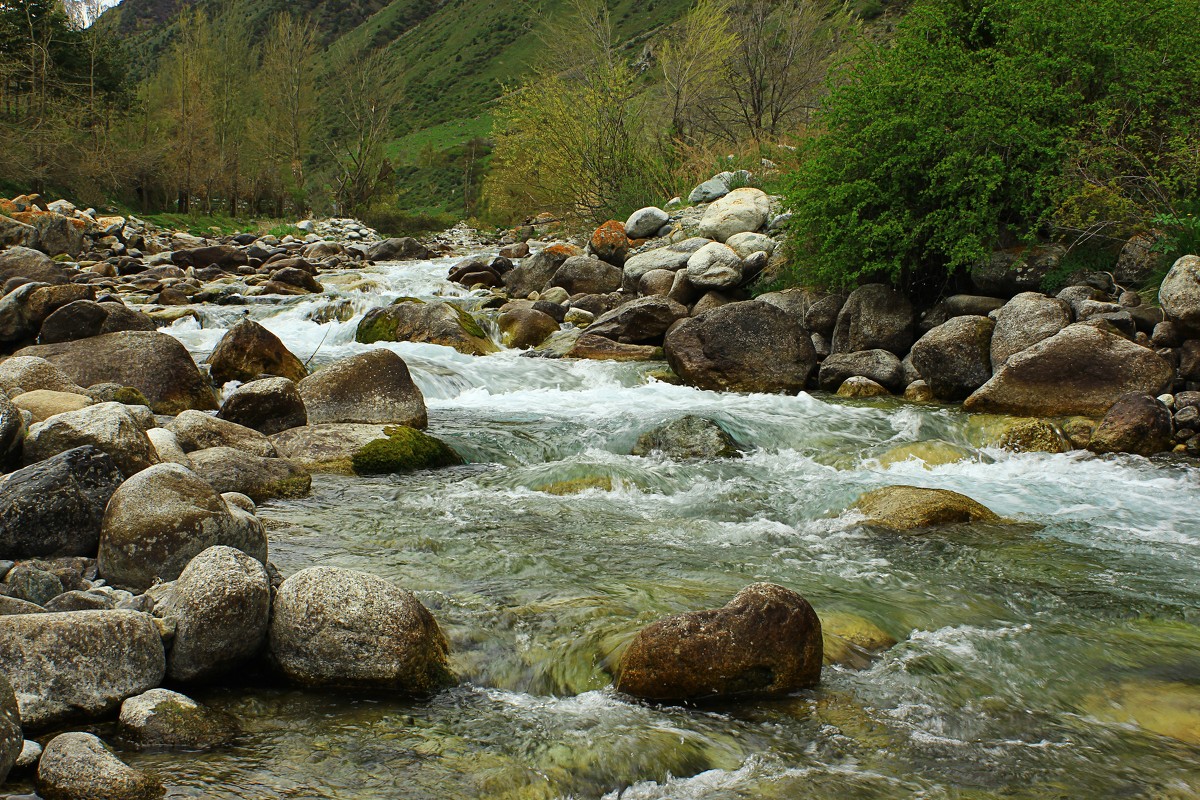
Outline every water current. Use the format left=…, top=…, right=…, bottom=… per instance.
left=101, top=255, right=1200, bottom=797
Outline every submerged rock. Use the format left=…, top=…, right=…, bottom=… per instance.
left=995, top=419, right=1071, bottom=453
left=820, top=611, right=898, bottom=669
left=350, top=426, right=463, bottom=475
left=616, top=583, right=822, bottom=702
left=855, top=485, right=1001, bottom=531
left=119, top=689, right=239, bottom=750
left=631, top=416, right=739, bottom=460
left=1081, top=679, right=1200, bottom=746
left=36, top=732, right=163, bottom=800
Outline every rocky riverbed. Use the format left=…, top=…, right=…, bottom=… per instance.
left=0, top=187, right=1198, bottom=798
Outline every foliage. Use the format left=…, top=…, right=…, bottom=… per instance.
left=785, top=0, right=1200, bottom=291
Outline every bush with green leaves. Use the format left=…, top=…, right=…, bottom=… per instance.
left=784, top=0, right=1200, bottom=291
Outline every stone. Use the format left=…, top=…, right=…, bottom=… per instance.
left=837, top=376, right=890, bottom=398
left=0, top=283, right=94, bottom=344
left=964, top=324, right=1174, bottom=417
left=350, top=426, right=463, bottom=475
left=589, top=220, right=630, bottom=266
left=4, top=564, right=62, bottom=605
left=918, top=295, right=1006, bottom=333
left=119, top=689, right=238, bottom=750
left=622, top=238, right=708, bottom=289
left=638, top=268, right=677, bottom=297
left=206, top=319, right=308, bottom=385
left=586, top=296, right=688, bottom=344
left=565, top=334, right=663, bottom=362
left=503, top=244, right=581, bottom=298
left=16, top=331, right=218, bottom=414
left=1159, top=254, right=1200, bottom=336
left=551, top=256, right=622, bottom=295
left=909, top=316, right=995, bottom=401
left=36, top=732, right=163, bottom=800
left=98, top=463, right=267, bottom=593
left=756, top=287, right=822, bottom=319
left=149, top=546, right=271, bottom=682
left=831, top=284, right=914, bottom=356
left=817, top=350, right=905, bottom=393
left=990, top=292, right=1072, bottom=368
left=697, top=187, right=771, bottom=242
left=903, top=380, right=935, bottom=402
left=0, top=355, right=84, bottom=396
left=996, top=419, right=1071, bottom=453
left=0, top=610, right=165, bottom=729
left=186, top=447, right=311, bottom=502
left=24, top=402, right=158, bottom=477
left=724, top=232, right=775, bottom=259
left=216, top=377, right=307, bottom=435
left=0, top=214, right=38, bottom=249
left=665, top=300, right=816, bottom=394
left=0, top=446, right=123, bottom=559
left=14, top=738, right=41, bottom=771
left=856, top=485, right=1001, bottom=531
left=355, top=300, right=496, bottom=356
left=1087, top=393, right=1174, bottom=456
left=616, top=583, right=822, bottom=702
left=365, top=237, right=430, bottom=262
left=145, top=428, right=190, bottom=467
left=11, top=389, right=93, bottom=422
left=172, top=245, right=245, bottom=269
left=820, top=611, right=897, bottom=669
left=299, top=350, right=427, bottom=428
left=625, top=207, right=670, bottom=239
left=631, top=416, right=739, bottom=460
left=685, top=242, right=743, bottom=290
left=970, top=245, right=1067, bottom=296
left=270, top=423, right=395, bottom=473
left=0, top=672, right=19, bottom=784
left=803, top=294, right=847, bottom=337
left=0, top=392, right=26, bottom=468
left=687, top=170, right=750, bottom=204
left=498, top=306, right=559, bottom=350
left=1081, top=680, right=1200, bottom=746
left=0, top=246, right=70, bottom=286
left=269, top=566, right=454, bottom=692
left=167, top=410, right=277, bottom=457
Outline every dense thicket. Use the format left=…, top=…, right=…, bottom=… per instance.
left=784, top=0, right=1200, bottom=290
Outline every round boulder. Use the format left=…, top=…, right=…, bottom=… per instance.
left=1159, top=254, right=1200, bottom=336
left=551, top=256, right=622, bottom=296
left=990, top=292, right=1072, bottom=369
left=299, top=350, right=427, bottom=428
left=837, top=376, right=890, bottom=398
left=685, top=242, right=743, bottom=290
left=36, top=732, right=163, bottom=800
left=206, top=318, right=308, bottom=385
left=23, top=402, right=158, bottom=477
left=589, top=220, right=630, bottom=266
left=625, top=207, right=669, bottom=239
left=216, top=377, right=307, bottom=435
left=1087, top=393, right=1174, bottom=457
left=909, top=315, right=995, bottom=401
left=498, top=306, right=560, bottom=350
left=118, top=689, right=238, bottom=750
left=697, top=187, right=770, bottom=243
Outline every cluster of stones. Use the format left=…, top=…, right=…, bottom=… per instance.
left=298, top=217, right=381, bottom=243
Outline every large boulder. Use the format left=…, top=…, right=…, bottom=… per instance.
left=625, top=207, right=669, bottom=239
left=586, top=296, right=688, bottom=344
left=831, top=284, right=914, bottom=356
left=150, top=546, right=271, bottom=682
left=0, top=355, right=84, bottom=396
left=0, top=246, right=70, bottom=286
left=24, top=402, right=159, bottom=477
left=817, top=350, right=905, bottom=393
left=167, top=410, right=277, bottom=457
left=1159, top=254, right=1200, bottom=336
left=963, top=324, right=1174, bottom=417
left=497, top=306, right=559, bottom=350
left=0, top=214, right=38, bottom=249
left=36, top=732, right=163, bottom=800
left=206, top=319, right=308, bottom=385
left=551, top=256, right=622, bottom=295
left=118, top=689, right=238, bottom=750
left=98, top=463, right=267, bottom=592
left=1087, top=393, right=1174, bottom=457
left=270, top=423, right=394, bottom=473
left=269, top=566, right=454, bottom=692
left=856, top=485, right=1001, bottom=531
left=0, top=610, right=165, bottom=729
left=0, top=283, right=93, bottom=344
left=16, top=332, right=218, bottom=414
left=365, top=237, right=430, bottom=262
left=616, top=583, right=822, bottom=702
left=589, top=220, right=630, bottom=266
left=355, top=300, right=496, bottom=356
left=0, top=673, right=19, bottom=784
left=631, top=416, right=739, bottom=460
left=216, top=377, right=307, bottom=435
left=503, top=244, right=581, bottom=298
left=186, top=447, right=311, bottom=502
left=0, top=446, right=123, bottom=559
left=171, top=244, right=245, bottom=269
left=299, top=350, right=427, bottom=428
left=697, top=187, right=771, bottom=242
left=685, top=242, right=743, bottom=290
left=664, top=300, right=816, bottom=393
left=990, top=292, right=1072, bottom=369
left=909, top=316, right=995, bottom=401
left=622, top=238, right=708, bottom=289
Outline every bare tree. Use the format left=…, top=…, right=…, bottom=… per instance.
left=659, top=0, right=738, bottom=142
left=257, top=13, right=317, bottom=214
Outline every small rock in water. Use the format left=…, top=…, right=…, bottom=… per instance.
left=837, top=376, right=890, bottom=398
left=855, top=485, right=1002, bottom=531
left=1087, top=393, right=1174, bottom=457
left=119, top=688, right=239, bottom=750
left=631, top=416, right=739, bottom=460
left=820, top=611, right=898, bottom=669
left=36, top=732, right=163, bottom=800
left=995, top=419, right=1070, bottom=453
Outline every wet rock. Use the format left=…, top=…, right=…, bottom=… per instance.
left=876, top=441, right=972, bottom=468
left=0, top=355, right=84, bottom=396
left=0, top=673, right=19, bottom=783
left=989, top=291, right=1074, bottom=369
left=206, top=319, right=308, bottom=385
left=269, top=566, right=454, bottom=692
left=625, top=207, right=669, bottom=239
left=0, top=446, right=123, bottom=558
left=551, top=256, right=622, bottom=295
left=355, top=299, right=496, bottom=356
left=149, top=546, right=270, bottom=682
left=299, top=350, right=427, bottom=427
left=818, top=350, right=905, bottom=393
left=504, top=244, right=581, bottom=298
left=98, top=463, right=267, bottom=592
left=1159, top=254, right=1200, bottom=336
left=616, top=583, right=822, bottom=702
left=0, top=610, right=165, bottom=729
left=995, top=419, right=1071, bottom=453
left=631, top=416, right=739, bottom=459
left=1081, top=679, right=1200, bottom=746
left=589, top=220, right=630, bottom=266
left=856, top=485, right=1001, bottom=531
left=11, top=389, right=93, bottom=422
left=119, top=689, right=238, bottom=750
left=837, top=376, right=890, bottom=398
left=270, top=423, right=395, bottom=473
left=586, top=296, right=688, bottom=344
left=498, top=306, right=559, bottom=350
left=831, top=284, right=914, bottom=356
left=216, top=377, right=307, bottom=435
left=909, top=315, right=995, bottom=401
left=186, top=447, right=311, bottom=502
left=24, top=402, right=158, bottom=477
left=820, top=611, right=897, bottom=669
left=365, top=237, right=430, bottom=262
left=565, top=334, right=663, bottom=361
left=964, top=324, right=1174, bottom=417
left=350, top=426, right=463, bottom=475
left=1087, top=393, right=1174, bottom=456
left=665, top=300, right=815, bottom=394
left=16, top=331, right=218, bottom=414
left=167, top=409, right=277, bottom=457
left=697, top=188, right=770, bottom=242
left=36, top=732, right=163, bottom=800
left=903, top=380, right=935, bottom=402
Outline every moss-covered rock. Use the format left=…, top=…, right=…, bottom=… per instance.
left=855, top=485, right=1002, bottom=531
left=995, top=418, right=1071, bottom=453
left=355, top=299, right=496, bottom=355
left=536, top=476, right=613, bottom=495
left=877, top=441, right=973, bottom=468
left=351, top=426, right=464, bottom=475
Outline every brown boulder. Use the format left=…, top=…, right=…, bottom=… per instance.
left=1087, top=393, right=1174, bottom=456
left=589, top=220, right=630, bottom=266
left=498, top=306, right=559, bottom=349
left=207, top=319, right=308, bottom=385
left=856, top=485, right=1001, bottom=531
left=909, top=315, right=995, bottom=401
left=298, top=350, right=427, bottom=428
left=586, top=296, right=688, bottom=345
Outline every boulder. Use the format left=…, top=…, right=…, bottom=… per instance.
left=269, top=566, right=454, bottom=692
left=637, top=269, right=677, bottom=297
left=216, top=377, right=307, bottom=435
left=918, top=295, right=1006, bottom=333
left=616, top=583, right=822, bottom=702
left=995, top=419, right=1071, bottom=453
left=697, top=187, right=771, bottom=242
left=355, top=300, right=496, bottom=356
left=98, top=463, right=267, bottom=592
left=350, top=426, right=463, bottom=475
left=0, top=246, right=70, bottom=286
left=0, top=672, right=19, bottom=784
left=206, top=319, right=308, bottom=385
left=0, top=355, right=84, bottom=395
left=0, top=446, right=123, bottom=559
left=4, top=564, right=62, bottom=605
left=118, top=689, right=238, bottom=750
left=803, top=294, right=846, bottom=338
left=270, top=423, right=395, bottom=473
left=1087, top=393, right=1174, bottom=457
left=365, top=237, right=430, bottom=262
left=172, top=245, right=245, bottom=269
left=167, top=410, right=277, bottom=457
left=11, top=389, right=92, bottom=422
left=299, top=350, right=427, bottom=428
left=1159, top=254, right=1200, bottom=336
left=625, top=207, right=669, bottom=239
left=725, top=231, right=775, bottom=259
left=990, top=292, right=1072, bottom=368
left=831, top=284, right=914, bottom=356
left=186, top=447, right=311, bottom=502
left=145, top=428, right=190, bottom=467
left=622, top=238, right=708, bottom=289
left=0, top=283, right=94, bottom=344
left=0, top=214, right=38, bottom=249
left=0, top=610, right=165, bottom=729
left=268, top=266, right=323, bottom=294
left=685, top=242, right=743, bottom=290
left=503, top=244, right=581, bottom=298
left=565, top=334, right=663, bottom=362
left=817, top=350, right=905, bottom=393
left=837, top=376, right=890, bottom=397
left=664, top=300, right=815, bottom=393
left=24, top=402, right=158, bottom=477
left=498, top=306, right=559, bottom=350
left=589, top=220, right=629, bottom=266
left=586, top=296, right=688, bottom=345
left=688, top=170, right=749, bottom=204
left=909, top=316, right=995, bottom=401
left=0, top=392, right=26, bottom=468
left=36, top=732, right=163, bottom=800
left=149, top=546, right=271, bottom=682
left=16, top=332, right=218, bottom=414
left=631, top=416, right=739, bottom=459
left=856, top=485, right=1001, bottom=531
left=551, top=256, right=622, bottom=295
left=755, top=287, right=822, bottom=319
left=964, top=325, right=1174, bottom=417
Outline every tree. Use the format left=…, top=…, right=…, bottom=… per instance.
left=659, top=0, right=738, bottom=143
left=255, top=13, right=317, bottom=215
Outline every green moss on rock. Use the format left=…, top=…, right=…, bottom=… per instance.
left=351, top=426, right=463, bottom=475
left=112, top=386, right=150, bottom=406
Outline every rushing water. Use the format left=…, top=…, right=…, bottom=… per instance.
left=101, top=256, right=1200, bottom=797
